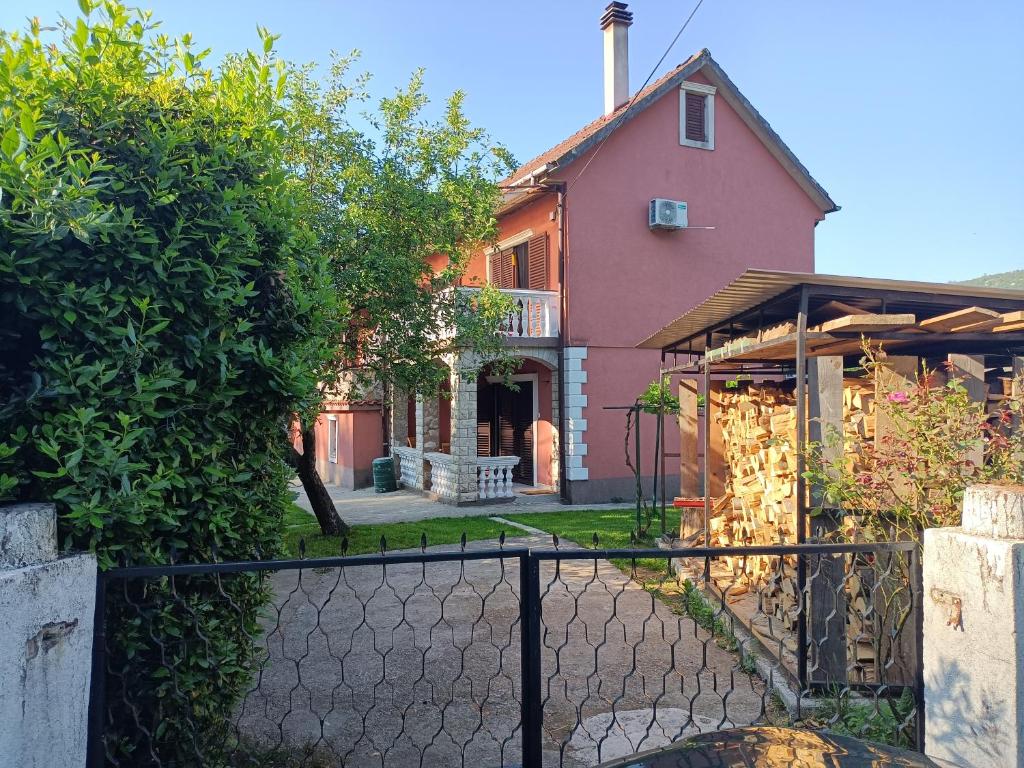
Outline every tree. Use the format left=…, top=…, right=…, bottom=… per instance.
left=283, top=55, right=517, bottom=533
left=0, top=3, right=331, bottom=760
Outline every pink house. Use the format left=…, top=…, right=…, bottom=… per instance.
left=324, top=3, right=836, bottom=504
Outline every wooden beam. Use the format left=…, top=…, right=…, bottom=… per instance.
left=920, top=306, right=1002, bottom=333
left=817, top=313, right=916, bottom=333
left=819, top=300, right=871, bottom=318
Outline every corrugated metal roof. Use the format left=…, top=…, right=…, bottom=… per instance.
left=637, top=269, right=1024, bottom=351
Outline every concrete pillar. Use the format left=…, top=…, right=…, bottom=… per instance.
left=388, top=386, right=409, bottom=453
left=550, top=366, right=561, bottom=490
left=449, top=354, right=480, bottom=504
left=1, top=503, right=97, bottom=767
left=415, top=392, right=440, bottom=490
left=807, top=356, right=846, bottom=685
left=924, top=484, right=1024, bottom=767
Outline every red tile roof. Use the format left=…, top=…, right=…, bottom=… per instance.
left=507, top=51, right=705, bottom=182
left=501, top=49, right=837, bottom=214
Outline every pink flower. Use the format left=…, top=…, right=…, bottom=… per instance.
left=887, top=391, right=910, bottom=404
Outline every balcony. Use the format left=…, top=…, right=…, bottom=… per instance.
left=459, top=287, right=559, bottom=341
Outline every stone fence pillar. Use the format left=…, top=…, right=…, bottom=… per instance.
left=924, top=484, right=1024, bottom=767
left=0, top=503, right=97, bottom=767
left=449, top=354, right=480, bottom=504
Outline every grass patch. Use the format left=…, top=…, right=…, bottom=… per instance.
left=282, top=503, right=507, bottom=558
left=504, top=507, right=668, bottom=572
left=811, top=688, right=916, bottom=749
left=281, top=504, right=658, bottom=561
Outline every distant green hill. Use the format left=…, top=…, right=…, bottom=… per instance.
left=959, top=270, right=1024, bottom=290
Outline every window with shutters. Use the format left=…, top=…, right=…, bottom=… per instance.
left=488, top=233, right=549, bottom=290
left=679, top=81, right=715, bottom=150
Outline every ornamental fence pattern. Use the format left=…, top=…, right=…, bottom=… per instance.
left=88, top=538, right=922, bottom=767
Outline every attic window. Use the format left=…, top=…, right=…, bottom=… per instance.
left=679, top=81, right=716, bottom=150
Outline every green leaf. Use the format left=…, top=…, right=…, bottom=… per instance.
left=1, top=127, right=19, bottom=157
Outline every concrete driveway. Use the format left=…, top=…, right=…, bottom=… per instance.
left=235, top=536, right=767, bottom=767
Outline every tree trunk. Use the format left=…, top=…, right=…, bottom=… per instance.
left=290, top=425, right=348, bottom=537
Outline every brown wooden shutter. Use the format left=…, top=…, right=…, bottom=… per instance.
left=476, top=421, right=491, bottom=457
left=488, top=249, right=513, bottom=289
left=685, top=92, right=706, bottom=142
left=527, top=234, right=548, bottom=291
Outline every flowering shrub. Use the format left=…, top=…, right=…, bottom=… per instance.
left=806, top=348, right=1023, bottom=541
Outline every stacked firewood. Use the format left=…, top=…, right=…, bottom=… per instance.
left=706, top=384, right=800, bottom=629
left=713, top=383, right=798, bottom=550
left=707, top=379, right=879, bottom=636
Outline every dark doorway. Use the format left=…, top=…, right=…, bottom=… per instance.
left=477, top=379, right=534, bottom=485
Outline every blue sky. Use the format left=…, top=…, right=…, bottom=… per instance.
left=4, top=1, right=1022, bottom=281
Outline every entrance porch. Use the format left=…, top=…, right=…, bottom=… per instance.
left=389, top=351, right=560, bottom=504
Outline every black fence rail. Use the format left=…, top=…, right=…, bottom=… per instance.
left=88, top=539, right=922, bottom=768
left=532, top=542, right=922, bottom=767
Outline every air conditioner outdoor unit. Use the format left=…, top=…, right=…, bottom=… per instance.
left=649, top=198, right=688, bottom=230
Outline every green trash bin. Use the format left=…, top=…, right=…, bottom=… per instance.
left=372, top=457, right=398, bottom=493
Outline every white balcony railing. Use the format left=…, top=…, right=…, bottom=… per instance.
left=460, top=287, right=559, bottom=339
left=392, top=446, right=420, bottom=489
left=476, top=456, right=520, bottom=499
left=424, top=452, right=456, bottom=500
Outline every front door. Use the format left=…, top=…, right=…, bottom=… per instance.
left=477, top=380, right=534, bottom=485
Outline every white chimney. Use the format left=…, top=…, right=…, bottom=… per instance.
left=601, top=2, right=633, bottom=116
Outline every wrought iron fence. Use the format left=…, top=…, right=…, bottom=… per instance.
left=88, top=538, right=922, bottom=768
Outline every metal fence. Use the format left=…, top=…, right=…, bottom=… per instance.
left=88, top=539, right=922, bottom=767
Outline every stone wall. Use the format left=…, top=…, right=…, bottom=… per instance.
left=0, top=503, right=97, bottom=767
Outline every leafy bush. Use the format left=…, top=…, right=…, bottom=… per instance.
left=0, top=2, right=328, bottom=762
left=805, top=349, right=1024, bottom=541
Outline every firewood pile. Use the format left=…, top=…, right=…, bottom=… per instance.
left=702, top=379, right=880, bottom=653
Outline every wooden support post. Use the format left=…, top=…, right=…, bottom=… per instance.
left=678, top=377, right=702, bottom=540
left=678, top=378, right=700, bottom=496
left=808, top=356, right=847, bottom=685
left=948, top=354, right=986, bottom=468
left=706, top=384, right=727, bottom=498
left=1014, top=358, right=1024, bottom=432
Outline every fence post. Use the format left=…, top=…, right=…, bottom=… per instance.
left=910, top=545, right=925, bottom=752
left=86, top=574, right=107, bottom=768
left=520, top=552, right=543, bottom=768
left=0, top=503, right=96, bottom=766
left=924, top=484, right=1024, bottom=767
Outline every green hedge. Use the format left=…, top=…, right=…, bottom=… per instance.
left=0, top=4, right=326, bottom=762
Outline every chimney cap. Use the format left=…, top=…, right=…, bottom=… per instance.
left=600, top=2, right=633, bottom=30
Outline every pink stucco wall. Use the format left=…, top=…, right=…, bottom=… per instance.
left=547, top=71, right=823, bottom=501
left=464, top=192, right=560, bottom=289
left=309, top=405, right=383, bottom=490
left=453, top=67, right=826, bottom=502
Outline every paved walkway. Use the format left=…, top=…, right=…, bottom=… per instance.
left=237, top=535, right=767, bottom=767
left=291, top=482, right=630, bottom=525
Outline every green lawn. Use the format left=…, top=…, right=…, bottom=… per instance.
left=282, top=503, right=506, bottom=558
left=282, top=501, right=671, bottom=566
